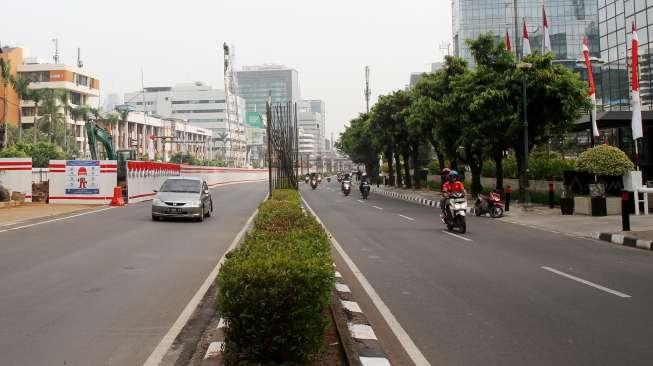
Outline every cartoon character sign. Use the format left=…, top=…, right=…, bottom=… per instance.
left=65, top=161, right=100, bottom=194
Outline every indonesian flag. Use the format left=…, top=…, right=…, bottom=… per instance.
left=632, top=22, right=643, bottom=139
left=506, top=30, right=512, bottom=52
left=542, top=7, right=552, bottom=53
left=582, top=38, right=598, bottom=137
left=522, top=18, right=531, bottom=57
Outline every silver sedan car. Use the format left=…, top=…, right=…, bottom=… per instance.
left=151, top=177, right=213, bottom=221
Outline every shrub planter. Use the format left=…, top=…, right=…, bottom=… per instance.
left=590, top=196, right=607, bottom=216
left=573, top=196, right=621, bottom=215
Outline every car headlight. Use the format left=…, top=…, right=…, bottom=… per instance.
left=152, top=198, right=163, bottom=205
left=189, top=200, right=201, bottom=207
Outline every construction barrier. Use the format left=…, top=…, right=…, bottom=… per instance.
left=48, top=160, right=117, bottom=204
left=0, top=158, right=33, bottom=202
left=180, top=165, right=267, bottom=187
left=126, top=161, right=181, bottom=203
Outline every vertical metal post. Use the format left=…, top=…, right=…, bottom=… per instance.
left=266, top=96, right=272, bottom=196
left=622, top=190, right=631, bottom=231
left=522, top=70, right=530, bottom=209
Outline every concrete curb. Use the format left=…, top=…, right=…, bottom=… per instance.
left=370, top=186, right=440, bottom=208
left=596, top=232, right=653, bottom=251
left=333, top=267, right=392, bottom=366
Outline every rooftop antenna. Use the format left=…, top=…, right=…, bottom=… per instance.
left=52, top=38, right=59, bottom=64
left=364, top=66, right=371, bottom=113
left=77, top=47, right=83, bottom=68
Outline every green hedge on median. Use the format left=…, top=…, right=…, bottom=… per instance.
left=217, top=189, right=335, bottom=364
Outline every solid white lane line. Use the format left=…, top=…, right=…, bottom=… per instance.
left=143, top=194, right=266, bottom=366
left=301, top=197, right=431, bottom=366
left=442, top=230, right=473, bottom=242
left=398, top=214, right=415, bottom=221
left=372, top=205, right=383, bottom=210
left=541, top=266, right=632, bottom=298
left=0, top=207, right=114, bottom=234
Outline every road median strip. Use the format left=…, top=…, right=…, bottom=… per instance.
left=597, top=232, right=653, bottom=251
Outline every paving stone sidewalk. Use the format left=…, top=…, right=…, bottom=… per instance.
left=0, top=203, right=101, bottom=227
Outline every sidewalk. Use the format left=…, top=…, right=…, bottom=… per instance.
left=372, top=185, right=653, bottom=251
left=0, top=203, right=102, bottom=227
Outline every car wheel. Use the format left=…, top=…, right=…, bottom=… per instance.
left=205, top=202, right=211, bottom=218
left=152, top=214, right=159, bottom=221
left=198, top=204, right=205, bottom=222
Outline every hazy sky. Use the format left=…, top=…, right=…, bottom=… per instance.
left=3, top=0, right=451, bottom=140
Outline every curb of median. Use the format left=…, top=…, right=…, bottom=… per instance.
left=596, top=232, right=653, bottom=251
left=371, top=186, right=440, bottom=208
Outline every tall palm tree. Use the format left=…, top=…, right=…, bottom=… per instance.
left=0, top=58, right=11, bottom=148
left=39, top=89, right=64, bottom=145
left=56, top=89, right=70, bottom=152
left=29, top=88, right=46, bottom=144
left=71, top=105, right=89, bottom=156
left=11, top=75, right=30, bottom=142
left=106, top=112, right=120, bottom=146
left=118, top=109, right=129, bottom=149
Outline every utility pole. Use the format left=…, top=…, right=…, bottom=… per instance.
left=52, top=39, right=59, bottom=64
left=513, top=0, right=521, bottom=59
left=364, top=66, right=371, bottom=114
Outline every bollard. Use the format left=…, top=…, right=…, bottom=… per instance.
left=621, top=190, right=631, bottom=231
left=110, top=186, right=125, bottom=207
left=505, top=185, right=512, bottom=212
left=548, top=182, right=555, bottom=209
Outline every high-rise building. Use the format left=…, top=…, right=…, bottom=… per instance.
left=124, top=82, right=247, bottom=165
left=235, top=65, right=300, bottom=113
left=298, top=100, right=325, bottom=156
left=103, top=93, right=122, bottom=114
left=452, top=0, right=600, bottom=69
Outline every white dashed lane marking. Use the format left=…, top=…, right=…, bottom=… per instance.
left=398, top=214, right=415, bottom=221
left=442, top=230, right=473, bottom=242
left=372, top=206, right=383, bottom=210
left=541, top=266, right=631, bottom=298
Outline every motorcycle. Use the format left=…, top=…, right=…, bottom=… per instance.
left=360, top=182, right=370, bottom=199
left=342, top=180, right=351, bottom=196
left=310, top=179, right=318, bottom=190
left=327, top=177, right=331, bottom=182
left=317, top=176, right=322, bottom=183
left=442, top=191, right=467, bottom=234
left=474, top=191, right=504, bottom=218
left=304, top=175, right=310, bottom=184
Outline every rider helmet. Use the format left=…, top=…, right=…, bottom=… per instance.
left=449, top=170, right=459, bottom=180
left=441, top=168, right=451, bottom=176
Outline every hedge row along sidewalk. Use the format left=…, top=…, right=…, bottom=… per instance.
left=215, top=189, right=335, bottom=365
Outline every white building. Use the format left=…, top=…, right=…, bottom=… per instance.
left=97, top=111, right=211, bottom=162
left=297, top=100, right=325, bottom=156
left=124, top=82, right=247, bottom=166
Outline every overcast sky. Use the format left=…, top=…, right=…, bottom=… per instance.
left=3, top=0, right=451, bottom=140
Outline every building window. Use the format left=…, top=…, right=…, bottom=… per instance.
left=75, top=74, right=89, bottom=87
left=22, top=71, right=50, bottom=82
left=70, top=92, right=82, bottom=105
left=21, top=107, right=34, bottom=117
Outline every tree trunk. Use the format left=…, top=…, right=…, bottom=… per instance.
left=33, top=102, right=38, bottom=143
left=411, top=141, right=420, bottom=189
left=429, top=137, right=445, bottom=172
left=394, top=150, right=402, bottom=187
left=401, top=143, right=412, bottom=188
left=385, top=149, right=394, bottom=186
left=470, top=160, right=483, bottom=197
left=493, top=148, right=504, bottom=191
left=18, top=107, right=22, bottom=142
left=2, top=84, right=7, bottom=147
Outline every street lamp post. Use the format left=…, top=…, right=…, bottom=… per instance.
left=517, top=61, right=533, bottom=209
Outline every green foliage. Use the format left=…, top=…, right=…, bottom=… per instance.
left=0, top=142, right=65, bottom=167
left=575, top=144, right=634, bottom=176
left=482, top=152, right=574, bottom=181
left=0, top=146, right=28, bottom=158
left=218, top=189, right=334, bottom=364
left=168, top=152, right=200, bottom=165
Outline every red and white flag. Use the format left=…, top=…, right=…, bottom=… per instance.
left=522, top=19, right=531, bottom=56
left=632, top=22, right=643, bottom=140
left=506, top=30, right=512, bottom=52
left=542, top=7, right=552, bottom=53
left=582, top=37, right=598, bottom=137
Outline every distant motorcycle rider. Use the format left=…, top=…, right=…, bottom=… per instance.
left=441, top=170, right=465, bottom=218
left=359, top=173, right=370, bottom=192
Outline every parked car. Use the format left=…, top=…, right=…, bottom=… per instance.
left=151, top=177, right=213, bottom=221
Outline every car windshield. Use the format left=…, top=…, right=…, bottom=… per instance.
left=160, top=179, right=201, bottom=193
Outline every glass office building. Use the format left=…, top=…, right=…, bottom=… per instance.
left=598, top=0, right=653, bottom=111
left=235, top=65, right=300, bottom=113
left=452, top=0, right=600, bottom=69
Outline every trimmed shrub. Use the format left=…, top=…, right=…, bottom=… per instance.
left=217, top=189, right=334, bottom=364
left=575, top=144, right=634, bottom=176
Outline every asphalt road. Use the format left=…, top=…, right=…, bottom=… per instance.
left=302, top=180, right=653, bottom=366
left=0, top=182, right=267, bottom=366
